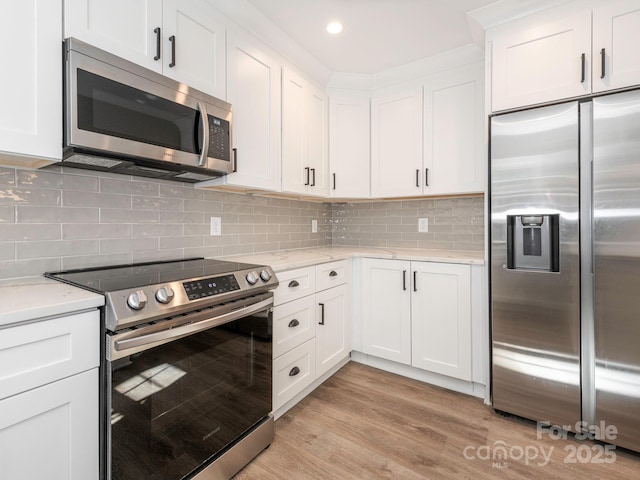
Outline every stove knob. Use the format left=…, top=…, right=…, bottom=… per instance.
left=260, top=269, right=272, bottom=282
left=246, top=271, right=259, bottom=285
left=155, top=286, right=175, bottom=304
left=127, top=290, right=147, bottom=310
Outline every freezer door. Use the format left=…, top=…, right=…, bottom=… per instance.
left=593, top=90, right=640, bottom=452
left=490, top=102, right=581, bottom=429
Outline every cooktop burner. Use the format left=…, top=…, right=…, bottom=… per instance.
left=45, top=257, right=264, bottom=293
left=45, top=257, right=278, bottom=331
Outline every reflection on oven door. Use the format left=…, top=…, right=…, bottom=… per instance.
left=109, top=313, right=272, bottom=480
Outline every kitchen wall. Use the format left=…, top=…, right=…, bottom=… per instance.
left=332, top=197, right=484, bottom=251
left=0, top=166, right=484, bottom=280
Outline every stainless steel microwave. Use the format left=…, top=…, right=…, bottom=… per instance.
left=60, top=38, right=233, bottom=183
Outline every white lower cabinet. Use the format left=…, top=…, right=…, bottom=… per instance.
left=272, top=261, right=350, bottom=413
left=0, top=310, right=100, bottom=480
left=361, top=258, right=472, bottom=382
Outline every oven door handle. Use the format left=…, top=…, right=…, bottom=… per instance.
left=112, top=297, right=273, bottom=357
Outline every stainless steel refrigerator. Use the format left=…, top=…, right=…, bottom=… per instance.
left=490, top=89, right=640, bottom=452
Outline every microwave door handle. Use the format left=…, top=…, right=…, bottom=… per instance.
left=197, top=102, right=210, bottom=166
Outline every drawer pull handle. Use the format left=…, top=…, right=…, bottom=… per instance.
left=288, top=280, right=300, bottom=288
left=289, top=366, right=301, bottom=377
left=288, top=319, right=299, bottom=328
left=329, top=270, right=338, bottom=277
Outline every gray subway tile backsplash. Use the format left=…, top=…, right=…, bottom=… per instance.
left=0, top=166, right=484, bottom=280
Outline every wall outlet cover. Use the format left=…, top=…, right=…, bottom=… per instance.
left=418, top=218, right=429, bottom=233
left=311, top=219, right=318, bottom=233
left=210, top=217, right=222, bottom=236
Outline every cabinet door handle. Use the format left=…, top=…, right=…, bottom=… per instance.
left=154, top=27, right=161, bottom=61
left=333, top=172, right=336, bottom=190
left=232, top=148, right=238, bottom=172
left=416, top=169, right=420, bottom=187
left=580, top=52, right=586, bottom=83
left=169, top=35, right=176, bottom=68
left=288, top=280, right=300, bottom=288
left=289, top=366, right=300, bottom=377
left=425, top=168, right=429, bottom=187
left=304, top=167, right=310, bottom=186
left=311, top=168, right=316, bottom=187
left=403, top=270, right=407, bottom=291
left=319, top=303, right=325, bottom=325
left=288, top=319, right=299, bottom=328
left=413, top=271, right=417, bottom=292
left=600, top=48, right=606, bottom=79
left=329, top=270, right=338, bottom=277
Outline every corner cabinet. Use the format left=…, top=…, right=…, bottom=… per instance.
left=0, top=310, right=100, bottom=480
left=281, top=68, right=329, bottom=196
left=199, top=30, right=282, bottom=191
left=0, top=0, right=61, bottom=166
left=361, top=258, right=472, bottom=382
left=328, top=96, right=371, bottom=198
left=488, top=0, right=640, bottom=112
left=65, top=0, right=226, bottom=98
left=370, top=88, right=423, bottom=198
left=272, top=261, right=350, bottom=416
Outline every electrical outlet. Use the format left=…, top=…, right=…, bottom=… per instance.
left=210, top=217, right=222, bottom=236
left=311, top=219, right=318, bottom=233
left=418, top=218, right=429, bottom=233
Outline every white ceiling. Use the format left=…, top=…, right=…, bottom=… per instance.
left=245, top=0, right=498, bottom=74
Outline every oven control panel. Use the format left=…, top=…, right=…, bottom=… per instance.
left=183, top=274, right=240, bottom=300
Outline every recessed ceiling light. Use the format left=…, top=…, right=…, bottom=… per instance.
left=326, top=21, right=343, bottom=35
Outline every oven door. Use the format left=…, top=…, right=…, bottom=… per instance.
left=105, top=294, right=273, bottom=480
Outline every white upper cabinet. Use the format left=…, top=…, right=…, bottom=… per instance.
left=202, top=30, right=281, bottom=191
left=0, top=0, right=62, bottom=165
left=370, top=88, right=423, bottom=198
left=281, top=67, right=328, bottom=196
left=592, top=0, right=640, bottom=93
left=423, top=62, right=485, bottom=195
left=328, top=96, right=370, bottom=198
left=489, top=0, right=640, bottom=111
left=65, top=0, right=163, bottom=73
left=65, top=0, right=226, bottom=98
left=489, top=4, right=591, bottom=112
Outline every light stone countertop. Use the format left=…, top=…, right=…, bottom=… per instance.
left=0, top=277, right=104, bottom=328
left=223, top=246, right=485, bottom=273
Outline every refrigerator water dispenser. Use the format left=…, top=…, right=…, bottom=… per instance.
left=507, top=214, right=559, bottom=272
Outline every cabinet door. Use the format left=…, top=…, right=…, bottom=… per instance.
left=224, top=31, right=281, bottom=190
left=316, top=284, right=351, bottom=377
left=593, top=0, right=640, bottom=93
left=306, top=83, right=329, bottom=196
left=0, top=369, right=99, bottom=480
left=64, top=0, right=163, bottom=73
left=424, top=63, right=484, bottom=195
left=329, top=96, right=370, bottom=198
left=281, top=68, right=308, bottom=194
left=411, top=262, right=471, bottom=381
left=361, top=259, right=411, bottom=364
left=0, top=0, right=62, bottom=164
left=163, top=0, right=226, bottom=99
left=489, top=6, right=591, bottom=112
left=371, top=88, right=423, bottom=197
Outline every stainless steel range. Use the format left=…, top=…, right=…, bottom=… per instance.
left=46, top=257, right=278, bottom=480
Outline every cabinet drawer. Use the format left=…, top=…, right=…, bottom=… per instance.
left=273, top=266, right=316, bottom=305
left=273, top=296, right=316, bottom=358
left=0, top=310, right=99, bottom=400
left=273, top=339, right=316, bottom=410
left=315, top=260, right=348, bottom=292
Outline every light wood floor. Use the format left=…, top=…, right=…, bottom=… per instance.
left=234, top=362, right=640, bottom=479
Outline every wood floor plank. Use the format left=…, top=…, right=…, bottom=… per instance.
left=234, top=362, right=640, bottom=479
